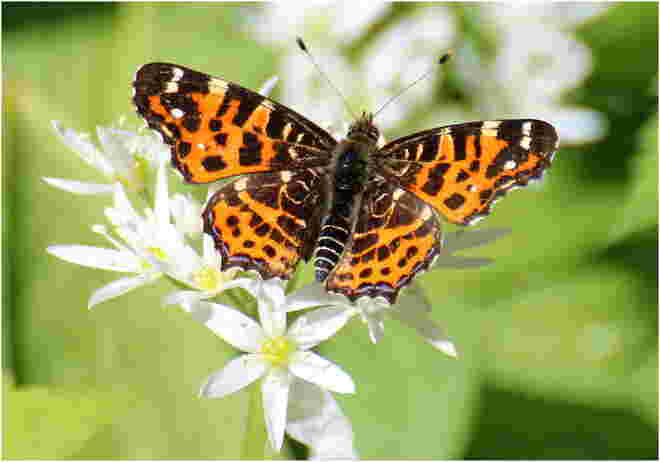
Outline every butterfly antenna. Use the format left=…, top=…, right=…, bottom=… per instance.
left=373, top=51, right=453, bottom=120
left=296, top=37, right=358, bottom=120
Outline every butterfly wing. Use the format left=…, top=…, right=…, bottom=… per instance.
left=133, top=63, right=337, bottom=183
left=325, top=176, right=442, bottom=304
left=203, top=168, right=329, bottom=279
left=379, top=119, right=559, bottom=225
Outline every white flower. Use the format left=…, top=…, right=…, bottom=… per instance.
left=195, top=279, right=355, bottom=452
left=163, top=186, right=250, bottom=310
left=44, top=121, right=167, bottom=194
left=47, top=162, right=197, bottom=308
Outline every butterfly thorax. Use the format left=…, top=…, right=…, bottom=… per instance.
left=313, top=113, right=380, bottom=282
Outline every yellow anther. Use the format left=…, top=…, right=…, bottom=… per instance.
left=146, top=246, right=168, bottom=261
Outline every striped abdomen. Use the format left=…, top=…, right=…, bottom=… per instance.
left=314, top=193, right=355, bottom=281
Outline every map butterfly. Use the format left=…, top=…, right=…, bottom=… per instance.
left=132, top=57, right=559, bottom=304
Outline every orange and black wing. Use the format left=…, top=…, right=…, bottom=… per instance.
left=379, top=120, right=559, bottom=225
left=202, top=168, right=328, bottom=279
left=325, top=177, right=442, bottom=304
left=133, top=63, right=336, bottom=183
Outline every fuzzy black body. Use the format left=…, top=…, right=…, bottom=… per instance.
left=314, top=118, right=379, bottom=281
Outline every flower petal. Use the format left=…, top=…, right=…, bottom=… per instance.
left=197, top=302, right=266, bottom=353
left=47, top=245, right=140, bottom=272
left=286, top=378, right=358, bottom=460
left=284, top=282, right=347, bottom=312
left=52, top=121, right=114, bottom=176
left=287, top=306, right=352, bottom=350
left=289, top=351, right=355, bottom=394
left=88, top=273, right=155, bottom=309
left=262, top=368, right=292, bottom=451
left=42, top=177, right=115, bottom=195
left=257, top=279, right=288, bottom=338
left=153, top=161, right=171, bottom=229
left=162, top=290, right=205, bottom=310
left=199, top=353, right=267, bottom=398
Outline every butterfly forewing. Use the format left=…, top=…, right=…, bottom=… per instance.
left=379, top=119, right=558, bottom=225
left=133, top=63, right=336, bottom=183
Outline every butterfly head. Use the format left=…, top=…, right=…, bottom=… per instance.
left=347, top=112, right=380, bottom=145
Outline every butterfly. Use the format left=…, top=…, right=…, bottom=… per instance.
left=132, top=61, right=559, bottom=304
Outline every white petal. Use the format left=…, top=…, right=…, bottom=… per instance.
left=96, top=126, right=137, bottom=171
left=258, top=75, right=279, bottom=96
left=199, top=354, right=267, bottom=398
left=197, top=302, right=265, bottom=353
left=42, top=177, right=115, bottom=195
left=286, top=378, right=358, bottom=460
left=88, top=273, right=155, bottom=309
left=365, top=315, right=385, bottom=344
left=257, top=279, right=288, bottom=338
left=289, top=351, right=355, bottom=394
left=284, top=282, right=348, bottom=312
left=110, top=183, right=141, bottom=227
left=287, top=306, right=352, bottom=350
left=162, top=290, right=205, bottom=310
left=202, top=234, right=222, bottom=268
left=442, top=228, right=511, bottom=254
left=153, top=161, right=171, bottom=229
left=51, top=121, right=114, bottom=176
left=47, top=245, right=140, bottom=272
left=262, top=368, right=292, bottom=451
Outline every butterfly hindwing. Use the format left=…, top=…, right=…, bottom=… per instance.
left=379, top=119, right=559, bottom=225
left=133, top=63, right=336, bottom=183
left=202, top=168, right=328, bottom=279
left=325, top=177, right=442, bottom=303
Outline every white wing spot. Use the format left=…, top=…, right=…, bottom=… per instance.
left=522, top=121, right=532, bottom=136
left=504, top=160, right=517, bottom=170
left=467, top=185, right=477, bottom=192
left=172, top=67, right=184, bottom=82
left=171, top=108, right=185, bottom=119
left=280, top=171, right=292, bottom=182
left=520, top=136, right=532, bottom=150
left=165, top=82, right=179, bottom=93
left=483, top=121, right=502, bottom=129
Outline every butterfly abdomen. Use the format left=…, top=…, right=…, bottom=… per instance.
left=314, top=140, right=370, bottom=282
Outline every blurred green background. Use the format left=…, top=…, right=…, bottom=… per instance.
left=3, top=2, right=657, bottom=459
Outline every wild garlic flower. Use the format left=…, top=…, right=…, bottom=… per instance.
left=45, top=120, right=167, bottom=194
left=193, top=278, right=355, bottom=452
left=47, top=162, right=198, bottom=308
